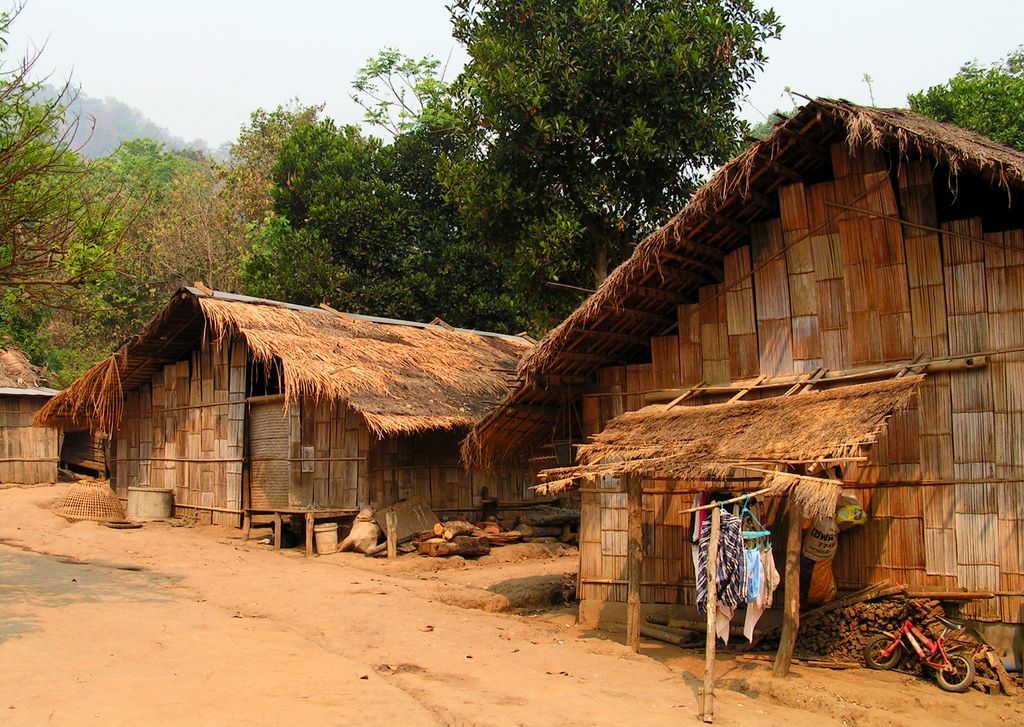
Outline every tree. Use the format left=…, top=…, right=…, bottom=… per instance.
left=226, top=100, right=323, bottom=227
left=909, top=48, right=1024, bottom=150
left=245, top=61, right=524, bottom=331
left=440, top=0, right=781, bottom=315
left=0, top=9, right=124, bottom=304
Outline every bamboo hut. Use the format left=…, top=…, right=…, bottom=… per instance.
left=36, top=288, right=534, bottom=532
left=0, top=346, right=59, bottom=484
left=465, top=99, right=1024, bottom=662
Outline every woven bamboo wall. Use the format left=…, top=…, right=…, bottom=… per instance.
left=371, top=429, right=531, bottom=515
left=577, top=144, right=1024, bottom=623
left=113, top=338, right=246, bottom=525
left=0, top=395, right=58, bottom=484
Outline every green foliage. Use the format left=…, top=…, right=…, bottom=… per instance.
left=909, top=47, right=1024, bottom=150
left=441, top=0, right=781, bottom=315
left=248, top=113, right=524, bottom=330
left=352, top=49, right=455, bottom=136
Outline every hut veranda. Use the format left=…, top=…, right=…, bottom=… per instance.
left=465, top=99, right=1024, bottom=668
left=0, top=346, right=59, bottom=485
left=36, top=288, right=534, bottom=533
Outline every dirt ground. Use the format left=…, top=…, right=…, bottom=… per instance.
left=1, top=484, right=1021, bottom=726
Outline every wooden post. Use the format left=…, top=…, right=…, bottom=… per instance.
left=241, top=513, right=251, bottom=542
left=386, top=510, right=397, bottom=560
left=626, top=473, right=643, bottom=653
left=773, top=500, right=802, bottom=677
left=305, top=511, right=315, bottom=557
left=273, top=512, right=282, bottom=550
left=700, top=506, right=721, bottom=723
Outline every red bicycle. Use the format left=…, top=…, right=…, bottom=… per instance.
left=864, top=611, right=975, bottom=692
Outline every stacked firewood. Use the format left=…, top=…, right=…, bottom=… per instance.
left=795, top=597, right=944, bottom=662
left=514, top=507, right=580, bottom=544
left=794, top=596, right=1019, bottom=694
left=410, top=507, right=581, bottom=557
left=414, top=520, right=516, bottom=558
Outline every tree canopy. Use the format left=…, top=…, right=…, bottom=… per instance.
left=439, top=0, right=781, bottom=316
left=909, top=47, right=1024, bottom=150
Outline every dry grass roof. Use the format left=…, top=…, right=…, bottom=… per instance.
left=0, top=346, right=57, bottom=396
left=36, top=288, right=532, bottom=436
left=536, top=376, right=923, bottom=519
left=465, top=97, right=1024, bottom=471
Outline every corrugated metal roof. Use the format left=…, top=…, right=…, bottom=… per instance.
left=184, top=287, right=530, bottom=343
left=0, top=386, right=59, bottom=397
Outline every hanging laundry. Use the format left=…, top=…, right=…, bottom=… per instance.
left=743, top=544, right=781, bottom=642
left=696, top=510, right=746, bottom=643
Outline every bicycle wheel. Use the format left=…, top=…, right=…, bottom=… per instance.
left=864, top=634, right=901, bottom=670
left=935, top=653, right=975, bottom=693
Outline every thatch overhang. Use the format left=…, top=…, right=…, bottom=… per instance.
left=535, top=376, right=924, bottom=520
left=464, top=98, right=1024, bottom=472
left=35, top=288, right=532, bottom=437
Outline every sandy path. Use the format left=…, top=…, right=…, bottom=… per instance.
left=1, top=484, right=1020, bottom=726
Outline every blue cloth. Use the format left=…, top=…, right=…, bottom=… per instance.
left=745, top=548, right=762, bottom=604
left=696, top=510, right=747, bottom=612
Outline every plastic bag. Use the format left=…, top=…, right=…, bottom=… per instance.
left=806, top=559, right=838, bottom=604
left=836, top=492, right=867, bottom=530
left=802, top=517, right=838, bottom=561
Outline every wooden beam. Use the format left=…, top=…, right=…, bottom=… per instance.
left=561, top=351, right=612, bottom=365
left=617, top=307, right=675, bottom=326
left=773, top=501, right=802, bottom=677
left=758, top=149, right=803, bottom=182
left=577, top=328, right=649, bottom=347
left=626, top=473, right=643, bottom=654
left=627, top=284, right=685, bottom=304
left=775, top=125, right=831, bottom=166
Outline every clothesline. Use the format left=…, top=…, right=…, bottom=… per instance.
left=678, top=486, right=774, bottom=515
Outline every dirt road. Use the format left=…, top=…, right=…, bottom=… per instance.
left=1, top=484, right=1020, bottom=726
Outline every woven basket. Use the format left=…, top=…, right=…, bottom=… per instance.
left=52, top=479, right=126, bottom=522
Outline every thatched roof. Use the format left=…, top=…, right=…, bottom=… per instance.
left=464, top=98, right=1024, bottom=471
left=35, top=288, right=532, bottom=436
left=536, top=376, right=923, bottom=520
left=0, top=346, right=57, bottom=396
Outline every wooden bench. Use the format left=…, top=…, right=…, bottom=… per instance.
left=243, top=508, right=359, bottom=556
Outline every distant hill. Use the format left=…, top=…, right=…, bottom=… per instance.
left=40, top=84, right=220, bottom=159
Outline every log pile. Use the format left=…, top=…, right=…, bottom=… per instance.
left=408, top=507, right=581, bottom=557
left=514, top=507, right=580, bottom=544
left=413, top=519, right=519, bottom=558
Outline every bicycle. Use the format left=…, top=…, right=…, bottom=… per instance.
left=864, top=610, right=975, bottom=692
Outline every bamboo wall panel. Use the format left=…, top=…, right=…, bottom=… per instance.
left=699, top=285, right=730, bottom=383
left=723, top=246, right=759, bottom=379
left=752, top=219, right=794, bottom=375
left=249, top=401, right=291, bottom=508
left=0, top=395, right=58, bottom=484
left=113, top=339, right=245, bottom=525
left=676, top=304, right=703, bottom=387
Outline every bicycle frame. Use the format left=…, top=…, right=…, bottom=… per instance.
left=878, top=618, right=957, bottom=672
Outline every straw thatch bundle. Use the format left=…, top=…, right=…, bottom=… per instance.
left=35, top=289, right=531, bottom=437
left=534, top=377, right=923, bottom=519
left=0, top=346, right=45, bottom=389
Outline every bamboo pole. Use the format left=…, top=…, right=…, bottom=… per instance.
left=626, top=473, right=643, bottom=653
left=773, top=500, right=802, bottom=677
left=700, top=506, right=721, bottom=723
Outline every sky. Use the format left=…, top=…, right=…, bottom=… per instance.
left=7, top=0, right=1024, bottom=147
